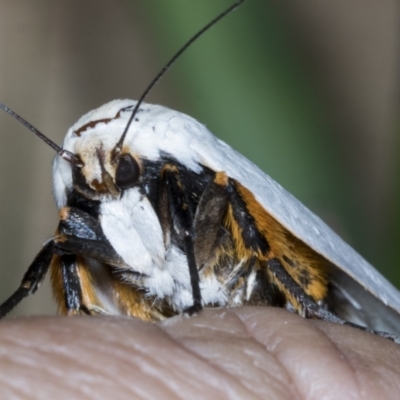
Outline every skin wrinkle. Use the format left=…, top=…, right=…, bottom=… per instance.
left=326, top=326, right=398, bottom=397
left=310, top=320, right=360, bottom=398
left=1, top=319, right=177, bottom=400
left=300, top=327, right=359, bottom=400
left=161, top=311, right=297, bottom=399
left=1, top=339, right=131, bottom=400
left=0, top=359, right=93, bottom=400
left=0, top=314, right=318, bottom=400
left=244, top=333, right=300, bottom=399
left=319, top=323, right=400, bottom=398
left=108, top=319, right=259, bottom=399
left=342, top=338, right=390, bottom=398
left=230, top=308, right=302, bottom=399
left=160, top=335, right=260, bottom=399
left=52, top=321, right=204, bottom=400
left=99, top=320, right=239, bottom=395
left=295, top=324, right=358, bottom=400
left=115, top=334, right=214, bottom=395
left=154, top=327, right=256, bottom=399
left=80, top=333, right=205, bottom=399
left=284, top=331, right=357, bottom=399
left=1, top=308, right=400, bottom=399
left=176, top=337, right=292, bottom=400
left=230, top=310, right=301, bottom=400
left=367, top=348, right=400, bottom=392
left=89, top=337, right=174, bottom=398
left=164, top=311, right=252, bottom=339
left=67, top=319, right=252, bottom=397
left=57, top=348, right=154, bottom=399
left=1, top=325, right=147, bottom=399
left=0, top=373, right=30, bottom=400
left=233, top=308, right=360, bottom=400
left=272, top=308, right=400, bottom=398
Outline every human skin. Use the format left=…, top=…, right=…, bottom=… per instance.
left=0, top=307, right=399, bottom=400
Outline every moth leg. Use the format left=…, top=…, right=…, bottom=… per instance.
left=0, top=241, right=54, bottom=318
left=267, top=258, right=396, bottom=340
left=58, top=254, right=112, bottom=316
left=54, top=207, right=136, bottom=315
left=158, top=164, right=202, bottom=315
left=55, top=251, right=116, bottom=316
left=193, top=172, right=230, bottom=270
left=159, top=169, right=256, bottom=312
left=60, top=254, right=89, bottom=316
left=0, top=206, right=131, bottom=318
left=53, top=251, right=114, bottom=316
left=57, top=207, right=156, bottom=318
left=57, top=207, right=127, bottom=268
left=83, top=305, right=114, bottom=315
left=54, top=235, right=126, bottom=267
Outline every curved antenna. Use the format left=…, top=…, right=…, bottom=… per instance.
left=113, top=0, right=246, bottom=156
left=0, top=102, right=78, bottom=163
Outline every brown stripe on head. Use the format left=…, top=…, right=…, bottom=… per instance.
left=74, top=105, right=134, bottom=136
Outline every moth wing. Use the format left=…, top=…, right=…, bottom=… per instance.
left=155, top=110, right=400, bottom=332
left=330, top=269, right=400, bottom=335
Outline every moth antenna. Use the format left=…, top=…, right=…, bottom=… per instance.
left=0, top=102, right=79, bottom=164
left=113, top=0, right=246, bottom=156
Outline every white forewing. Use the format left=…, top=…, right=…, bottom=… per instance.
left=52, top=99, right=400, bottom=316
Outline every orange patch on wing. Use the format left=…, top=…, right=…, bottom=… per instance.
left=225, top=204, right=257, bottom=261
left=229, top=180, right=330, bottom=303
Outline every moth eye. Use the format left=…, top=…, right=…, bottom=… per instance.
left=115, top=154, right=140, bottom=190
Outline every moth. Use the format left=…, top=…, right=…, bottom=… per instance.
left=1, top=1, right=400, bottom=339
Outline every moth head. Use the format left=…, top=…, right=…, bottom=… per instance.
left=47, top=99, right=148, bottom=205
left=69, top=114, right=142, bottom=200
left=71, top=147, right=141, bottom=201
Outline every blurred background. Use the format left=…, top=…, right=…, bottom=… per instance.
left=0, top=0, right=398, bottom=316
